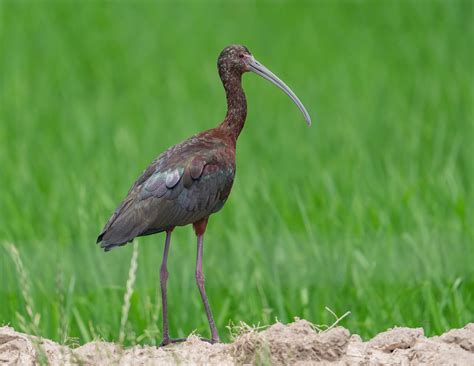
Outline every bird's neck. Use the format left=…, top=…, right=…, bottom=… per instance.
left=219, top=75, right=247, bottom=141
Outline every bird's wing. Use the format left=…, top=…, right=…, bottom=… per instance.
left=97, top=138, right=234, bottom=250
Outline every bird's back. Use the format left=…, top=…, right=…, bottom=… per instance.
left=97, top=128, right=236, bottom=251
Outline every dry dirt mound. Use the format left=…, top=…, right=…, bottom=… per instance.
left=1, top=320, right=473, bottom=365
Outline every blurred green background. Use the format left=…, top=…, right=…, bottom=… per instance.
left=1, top=0, right=473, bottom=345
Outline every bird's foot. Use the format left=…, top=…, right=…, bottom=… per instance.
left=199, top=336, right=221, bottom=344
left=159, top=337, right=187, bottom=347
left=159, top=336, right=220, bottom=347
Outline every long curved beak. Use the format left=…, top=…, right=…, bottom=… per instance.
left=248, top=57, right=311, bottom=126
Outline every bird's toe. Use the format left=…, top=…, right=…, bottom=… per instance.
left=159, top=338, right=170, bottom=347
left=200, top=337, right=221, bottom=344
left=159, top=337, right=188, bottom=347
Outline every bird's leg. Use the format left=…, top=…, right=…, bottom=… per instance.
left=193, top=218, right=220, bottom=344
left=159, top=229, right=175, bottom=347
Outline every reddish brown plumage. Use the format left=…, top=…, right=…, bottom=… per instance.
left=193, top=218, right=208, bottom=236
left=97, top=46, right=250, bottom=251
left=96, top=44, right=310, bottom=345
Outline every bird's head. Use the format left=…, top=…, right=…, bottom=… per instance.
left=218, top=44, right=311, bottom=126
left=217, top=44, right=252, bottom=74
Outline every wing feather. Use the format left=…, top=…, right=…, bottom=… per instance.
left=98, top=136, right=235, bottom=251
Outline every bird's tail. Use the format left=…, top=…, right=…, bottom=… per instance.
left=96, top=194, right=139, bottom=251
left=96, top=232, right=131, bottom=251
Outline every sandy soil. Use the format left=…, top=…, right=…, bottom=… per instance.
left=1, top=319, right=473, bottom=365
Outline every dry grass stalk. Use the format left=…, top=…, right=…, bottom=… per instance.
left=56, top=268, right=69, bottom=344
left=3, top=242, right=48, bottom=364
left=3, top=242, right=40, bottom=334
left=119, top=241, right=140, bottom=344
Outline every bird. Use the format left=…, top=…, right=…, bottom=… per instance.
left=97, top=44, right=311, bottom=346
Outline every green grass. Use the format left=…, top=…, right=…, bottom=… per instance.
left=1, top=0, right=473, bottom=345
